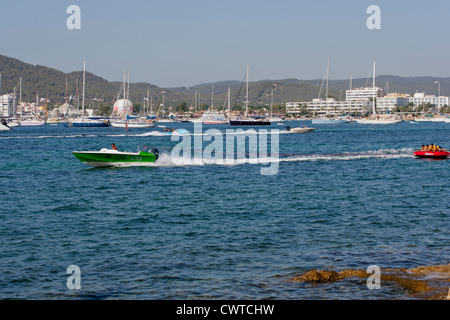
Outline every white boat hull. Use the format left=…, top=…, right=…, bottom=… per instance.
left=203, top=120, right=228, bottom=124
left=0, top=124, right=11, bottom=131
left=110, top=121, right=155, bottom=128
left=20, top=121, right=46, bottom=126
left=288, top=127, right=315, bottom=133
left=356, top=119, right=402, bottom=124
left=312, top=118, right=348, bottom=124
left=7, top=121, right=21, bottom=127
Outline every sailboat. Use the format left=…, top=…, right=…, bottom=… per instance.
left=312, top=59, right=348, bottom=124
left=356, top=62, right=402, bottom=125
left=111, top=82, right=155, bottom=128
left=267, top=88, right=285, bottom=122
left=229, top=65, right=271, bottom=126
left=15, top=77, right=44, bottom=126
left=64, top=61, right=110, bottom=127
left=20, top=93, right=46, bottom=126
left=111, top=92, right=156, bottom=128
left=202, top=84, right=228, bottom=124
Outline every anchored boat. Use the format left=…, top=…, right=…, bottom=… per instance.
left=72, top=146, right=159, bottom=167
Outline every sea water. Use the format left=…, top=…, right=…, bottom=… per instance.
left=0, top=121, right=448, bottom=299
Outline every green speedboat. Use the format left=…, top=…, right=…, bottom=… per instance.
left=72, top=146, right=159, bottom=167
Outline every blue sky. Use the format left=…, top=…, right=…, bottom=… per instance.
left=1, top=0, right=449, bottom=87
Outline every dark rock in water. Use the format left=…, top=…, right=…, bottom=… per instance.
left=292, top=270, right=344, bottom=283
left=291, top=265, right=450, bottom=300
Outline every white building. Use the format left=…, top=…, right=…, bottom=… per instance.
left=376, top=93, right=410, bottom=112
left=346, top=87, right=384, bottom=102
left=286, top=98, right=369, bottom=116
left=0, top=94, right=17, bottom=117
left=409, top=92, right=448, bottom=108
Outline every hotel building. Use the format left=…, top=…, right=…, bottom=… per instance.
left=0, top=94, right=17, bottom=118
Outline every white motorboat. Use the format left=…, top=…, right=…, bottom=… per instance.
left=286, top=125, right=315, bottom=133
left=355, top=118, right=402, bottom=124
left=0, top=122, right=11, bottom=131
left=6, top=119, right=21, bottom=127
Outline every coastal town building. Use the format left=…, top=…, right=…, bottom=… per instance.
left=376, top=93, right=410, bottom=112
left=346, top=87, right=384, bottom=102
left=0, top=94, right=17, bottom=117
left=409, top=92, right=448, bottom=108
left=286, top=98, right=369, bottom=116
left=286, top=87, right=382, bottom=116
left=49, top=103, right=82, bottom=118
left=286, top=86, right=449, bottom=116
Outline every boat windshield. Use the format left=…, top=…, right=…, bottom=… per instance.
left=139, top=146, right=153, bottom=153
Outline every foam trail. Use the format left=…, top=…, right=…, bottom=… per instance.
left=113, top=148, right=414, bottom=169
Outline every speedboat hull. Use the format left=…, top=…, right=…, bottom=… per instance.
left=288, top=127, right=315, bottom=133
left=72, top=148, right=159, bottom=167
left=0, top=124, right=11, bottom=131
left=414, top=150, right=449, bottom=159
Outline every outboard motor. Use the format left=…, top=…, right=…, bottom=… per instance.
left=149, top=148, right=159, bottom=161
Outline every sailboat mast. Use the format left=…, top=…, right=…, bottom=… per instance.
left=372, top=61, right=376, bottom=115
left=45, top=94, right=48, bottom=119
left=270, top=88, right=274, bottom=116
left=150, top=95, right=153, bottom=115
left=211, top=84, right=214, bottom=108
left=19, top=77, right=22, bottom=118
left=123, top=70, right=126, bottom=101
left=245, top=64, right=249, bottom=118
left=82, top=60, right=86, bottom=119
left=195, top=91, right=197, bottom=115
left=227, top=86, right=231, bottom=119
left=147, top=88, right=149, bottom=115
left=326, top=58, right=329, bottom=99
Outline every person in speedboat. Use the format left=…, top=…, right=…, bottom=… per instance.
left=111, top=143, right=119, bottom=151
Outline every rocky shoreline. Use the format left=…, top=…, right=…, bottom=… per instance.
left=290, top=265, right=450, bottom=300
